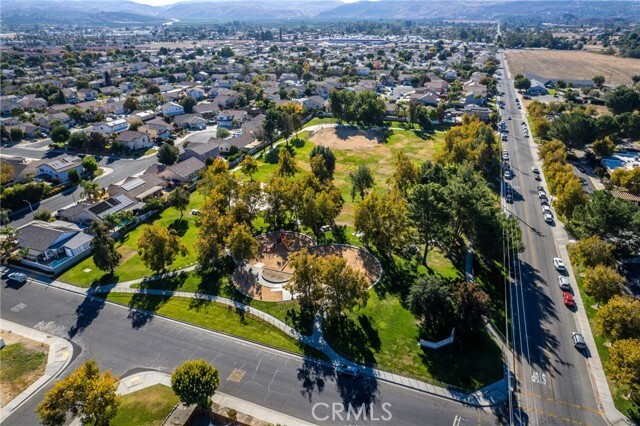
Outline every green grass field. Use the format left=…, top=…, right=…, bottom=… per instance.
left=568, top=247, right=640, bottom=421
left=0, top=342, right=47, bottom=383
left=110, top=385, right=178, bottom=426
left=322, top=252, right=502, bottom=390
left=59, top=192, right=204, bottom=287
left=101, top=292, right=325, bottom=359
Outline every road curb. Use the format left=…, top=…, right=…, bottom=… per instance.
left=0, top=320, right=74, bottom=422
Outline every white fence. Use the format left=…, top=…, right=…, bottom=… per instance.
left=419, top=328, right=455, bottom=349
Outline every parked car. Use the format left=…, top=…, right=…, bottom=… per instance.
left=504, top=170, right=512, bottom=179
left=7, top=272, right=27, bottom=283
left=531, top=166, right=540, bottom=174
left=537, top=185, right=545, bottom=192
left=336, top=364, right=361, bottom=377
left=563, top=292, right=575, bottom=308
left=543, top=212, right=554, bottom=223
left=572, top=332, right=587, bottom=350
left=506, top=194, right=513, bottom=203
left=535, top=174, right=542, bottom=181
left=539, top=191, right=548, bottom=200
left=558, top=276, right=571, bottom=290
left=553, top=258, right=566, bottom=270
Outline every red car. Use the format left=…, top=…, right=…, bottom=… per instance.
left=563, top=292, right=575, bottom=308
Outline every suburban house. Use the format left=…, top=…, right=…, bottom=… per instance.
left=16, top=220, right=94, bottom=274
left=185, top=87, right=205, bottom=100
left=78, top=88, right=99, bottom=101
left=108, top=173, right=165, bottom=201
left=181, top=141, right=221, bottom=163
left=37, top=155, right=84, bottom=183
left=160, top=102, right=185, bottom=117
left=115, top=130, right=153, bottom=150
left=1, top=95, right=20, bottom=116
left=174, top=114, right=207, bottom=130
left=296, top=96, right=325, bottom=111
left=58, top=193, right=141, bottom=226
left=424, top=77, right=449, bottom=96
left=356, top=67, right=371, bottom=76
left=194, top=102, right=219, bottom=118
left=463, top=104, right=492, bottom=121
left=217, top=110, right=247, bottom=129
left=528, top=79, right=549, bottom=96
left=143, top=118, right=172, bottom=140
left=94, top=118, right=128, bottom=134
left=38, top=112, right=73, bottom=129
left=158, top=157, right=206, bottom=184
left=443, top=69, right=457, bottom=82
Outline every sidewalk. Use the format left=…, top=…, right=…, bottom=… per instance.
left=36, top=275, right=509, bottom=407
left=0, top=320, right=74, bottom=422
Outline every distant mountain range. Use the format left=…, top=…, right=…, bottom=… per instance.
left=1, top=0, right=638, bottom=25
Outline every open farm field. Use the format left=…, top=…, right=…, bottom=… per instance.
left=505, top=49, right=640, bottom=85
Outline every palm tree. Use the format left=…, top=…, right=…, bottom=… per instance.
left=80, top=180, right=104, bottom=202
left=0, top=208, right=10, bottom=225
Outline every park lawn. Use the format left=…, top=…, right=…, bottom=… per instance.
left=59, top=192, right=205, bottom=287
left=101, top=293, right=325, bottom=359
left=110, top=384, right=178, bottom=426
left=0, top=342, right=47, bottom=406
left=323, top=250, right=501, bottom=391
left=249, top=128, right=445, bottom=227
left=568, top=247, right=639, bottom=421
left=306, top=117, right=338, bottom=127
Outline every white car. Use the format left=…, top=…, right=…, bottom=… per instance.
left=504, top=170, right=512, bottom=179
left=543, top=212, right=554, bottom=223
left=542, top=204, right=551, bottom=214
left=190, top=209, right=201, bottom=215
left=553, top=258, right=566, bottom=270
left=7, top=272, right=27, bottom=283
left=558, top=276, right=571, bottom=290
left=538, top=191, right=548, bottom=200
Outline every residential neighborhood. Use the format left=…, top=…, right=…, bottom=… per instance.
left=1, top=5, right=640, bottom=426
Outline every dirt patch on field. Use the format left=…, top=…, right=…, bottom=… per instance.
left=309, top=245, right=381, bottom=285
left=309, top=127, right=385, bottom=151
left=505, top=49, right=640, bottom=85
left=0, top=330, right=48, bottom=407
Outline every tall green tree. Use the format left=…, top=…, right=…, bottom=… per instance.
left=287, top=248, right=325, bottom=312
left=584, top=264, right=625, bottom=306
left=157, top=143, right=179, bottom=165
left=171, top=360, right=220, bottom=408
left=349, top=165, right=374, bottom=201
left=408, top=275, right=455, bottom=338
left=81, top=156, right=99, bottom=178
left=138, top=224, right=188, bottom=273
left=181, top=96, right=197, bottom=114
left=310, top=145, right=336, bottom=179
left=322, top=254, right=369, bottom=319
left=90, top=222, right=120, bottom=274
left=168, top=187, right=190, bottom=220
left=408, top=182, right=449, bottom=265
left=275, top=148, right=298, bottom=177
left=354, top=190, right=410, bottom=256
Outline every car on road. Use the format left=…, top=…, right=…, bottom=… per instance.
left=563, top=292, right=575, bottom=308
left=553, top=257, right=566, bottom=271
left=543, top=212, right=554, bottom=223
left=577, top=165, right=586, bottom=173
left=535, top=174, right=542, bottom=181
left=336, top=364, right=361, bottom=377
left=539, top=191, right=548, bottom=199
left=542, top=205, right=552, bottom=215
left=502, top=153, right=509, bottom=161
left=558, top=276, right=571, bottom=290
left=572, top=332, right=587, bottom=350
left=523, top=133, right=529, bottom=138
left=506, top=194, right=513, bottom=203
left=7, top=272, right=27, bottom=283
left=504, top=170, right=512, bottom=179
left=537, top=185, right=545, bottom=192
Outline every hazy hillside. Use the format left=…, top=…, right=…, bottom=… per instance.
left=1, top=0, right=638, bottom=25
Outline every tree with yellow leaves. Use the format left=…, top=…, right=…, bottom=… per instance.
left=138, top=224, right=188, bottom=273
left=37, top=360, right=119, bottom=426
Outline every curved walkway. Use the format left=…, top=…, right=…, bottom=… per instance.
left=47, top=272, right=507, bottom=407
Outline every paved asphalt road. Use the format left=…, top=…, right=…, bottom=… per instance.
left=1, top=279, right=500, bottom=425
left=498, top=53, right=605, bottom=426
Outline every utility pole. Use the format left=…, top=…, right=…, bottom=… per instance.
left=23, top=199, right=34, bottom=213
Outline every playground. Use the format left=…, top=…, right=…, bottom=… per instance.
left=232, top=230, right=382, bottom=302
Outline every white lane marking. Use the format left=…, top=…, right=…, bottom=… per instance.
left=11, top=303, right=26, bottom=312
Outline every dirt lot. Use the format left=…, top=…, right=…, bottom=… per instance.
left=505, top=49, right=640, bottom=85
left=308, top=127, right=386, bottom=151
left=310, top=245, right=381, bottom=285
left=0, top=330, right=48, bottom=407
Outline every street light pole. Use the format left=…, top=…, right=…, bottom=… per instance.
left=23, top=199, right=34, bottom=213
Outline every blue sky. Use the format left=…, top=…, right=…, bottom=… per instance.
left=131, top=0, right=363, bottom=5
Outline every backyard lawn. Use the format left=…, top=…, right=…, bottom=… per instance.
left=110, top=384, right=178, bottom=426
left=59, top=192, right=205, bottom=287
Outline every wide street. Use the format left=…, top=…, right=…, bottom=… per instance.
left=0, top=278, right=499, bottom=425
left=498, top=52, right=605, bottom=425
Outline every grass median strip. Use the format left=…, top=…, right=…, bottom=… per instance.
left=99, top=293, right=327, bottom=361
left=110, top=384, right=178, bottom=426
left=0, top=335, right=48, bottom=407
